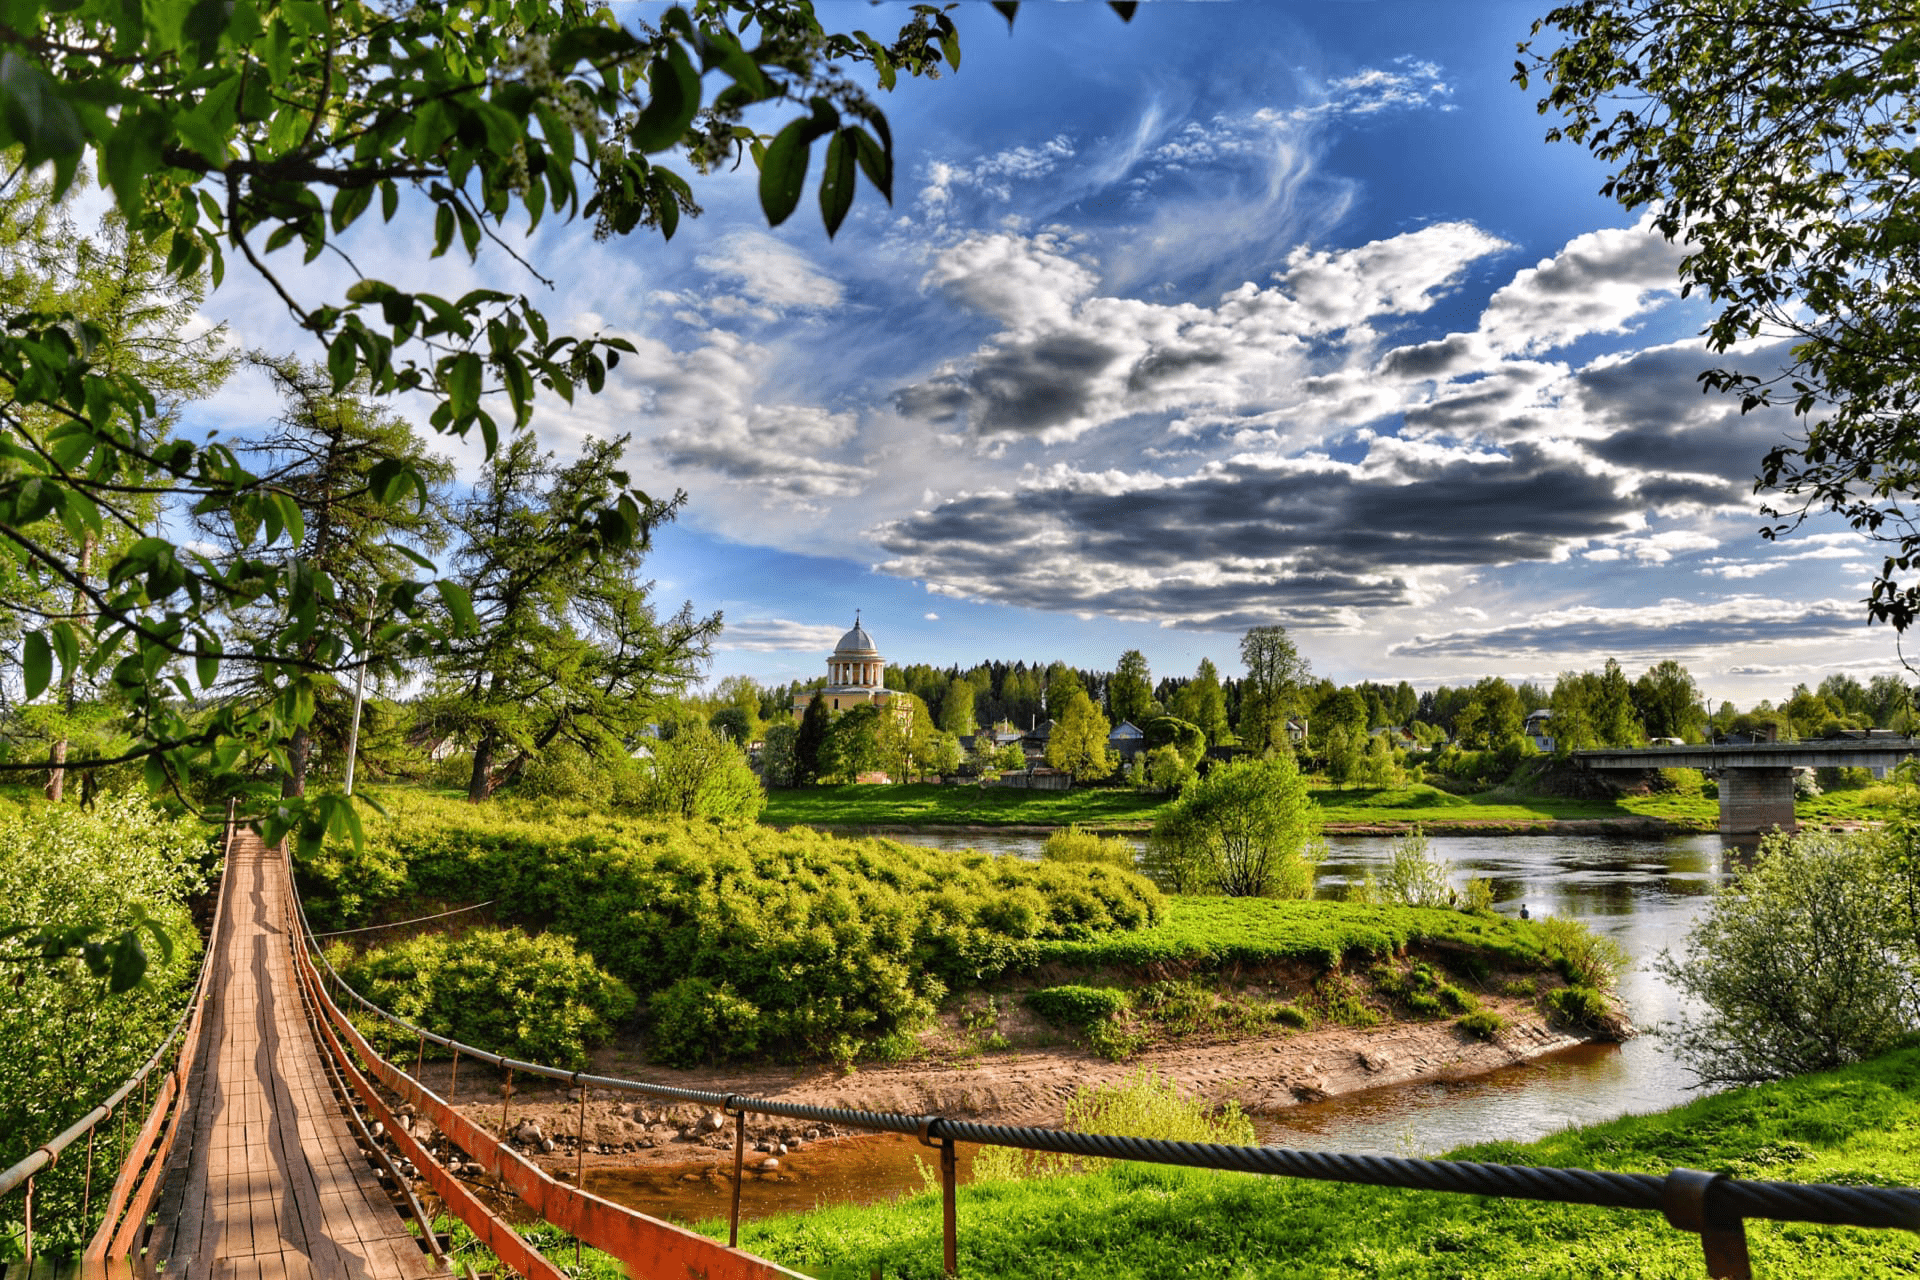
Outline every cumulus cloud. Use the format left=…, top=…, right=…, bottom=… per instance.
left=1387, top=597, right=1864, bottom=660
left=873, top=437, right=1670, bottom=629
left=1476, top=217, right=1685, bottom=356
left=715, top=618, right=850, bottom=652
left=895, top=221, right=1509, bottom=444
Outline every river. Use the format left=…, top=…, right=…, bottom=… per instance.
left=587, top=829, right=1735, bottom=1225
left=901, top=829, right=1731, bottom=1156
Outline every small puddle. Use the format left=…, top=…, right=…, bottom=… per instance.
left=585, top=1134, right=983, bottom=1226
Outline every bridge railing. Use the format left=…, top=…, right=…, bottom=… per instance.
left=288, top=869, right=1920, bottom=1280
left=0, top=800, right=236, bottom=1271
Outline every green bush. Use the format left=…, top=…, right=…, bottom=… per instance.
left=1041, top=825, right=1138, bottom=870
left=1026, top=984, right=1133, bottom=1030
left=1657, top=828, right=1920, bottom=1085
left=1370, top=961, right=1478, bottom=1018
left=1533, top=915, right=1629, bottom=991
left=333, top=927, right=635, bottom=1070
left=311, top=794, right=1164, bottom=1065
left=0, top=793, right=209, bottom=1260
left=1457, top=1009, right=1505, bottom=1040
left=1543, top=985, right=1610, bottom=1029
left=971, top=1068, right=1255, bottom=1182
left=648, top=977, right=765, bottom=1066
left=1144, top=754, right=1318, bottom=897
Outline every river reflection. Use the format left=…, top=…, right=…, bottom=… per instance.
left=903, top=829, right=1737, bottom=1156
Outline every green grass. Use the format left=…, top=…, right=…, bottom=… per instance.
left=1033, top=896, right=1551, bottom=971
left=709, top=1044, right=1920, bottom=1278
left=760, top=783, right=1167, bottom=828
left=760, top=779, right=1738, bottom=831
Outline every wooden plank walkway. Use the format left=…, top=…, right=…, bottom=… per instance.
left=142, top=833, right=439, bottom=1280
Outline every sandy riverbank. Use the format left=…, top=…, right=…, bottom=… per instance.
left=423, top=993, right=1605, bottom=1177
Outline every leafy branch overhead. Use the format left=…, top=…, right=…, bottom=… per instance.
left=0, top=1, right=1033, bottom=836
left=1519, top=1, right=1920, bottom=630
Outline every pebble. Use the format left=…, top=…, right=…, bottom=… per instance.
left=759, top=1158, right=780, bottom=1173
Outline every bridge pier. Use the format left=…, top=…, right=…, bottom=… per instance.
left=1718, top=767, right=1798, bottom=836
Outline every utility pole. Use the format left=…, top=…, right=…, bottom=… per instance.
left=343, top=609, right=373, bottom=796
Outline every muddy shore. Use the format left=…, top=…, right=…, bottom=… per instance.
left=420, top=993, right=1602, bottom=1177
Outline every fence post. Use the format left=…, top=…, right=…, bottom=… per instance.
left=917, top=1117, right=958, bottom=1277
left=82, top=1124, right=97, bottom=1225
left=1662, top=1168, right=1752, bottom=1280
left=727, top=1098, right=746, bottom=1249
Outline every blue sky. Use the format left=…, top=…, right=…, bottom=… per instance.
left=191, top=2, right=1910, bottom=704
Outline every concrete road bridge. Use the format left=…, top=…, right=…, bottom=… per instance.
left=1574, top=737, right=1920, bottom=835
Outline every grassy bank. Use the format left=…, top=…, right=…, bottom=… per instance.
left=759, top=783, right=1167, bottom=829
left=758, top=780, right=1729, bottom=831
left=701, top=1045, right=1920, bottom=1277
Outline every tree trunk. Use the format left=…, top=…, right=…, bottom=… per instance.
left=282, top=725, right=311, bottom=799
left=467, top=733, right=495, bottom=803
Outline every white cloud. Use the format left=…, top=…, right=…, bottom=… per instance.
left=715, top=618, right=848, bottom=652
left=695, top=231, right=844, bottom=311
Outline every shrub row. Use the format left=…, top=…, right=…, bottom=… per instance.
left=331, top=928, right=635, bottom=1070
left=302, top=795, right=1164, bottom=1066
left=1032, top=896, right=1552, bottom=972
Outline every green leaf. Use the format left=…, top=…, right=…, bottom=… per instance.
left=447, top=351, right=482, bottom=418
left=759, top=116, right=813, bottom=227
left=849, top=125, right=890, bottom=209
left=196, top=645, right=219, bottom=690
left=23, top=630, right=50, bottom=701
left=327, top=328, right=357, bottom=390
left=632, top=41, right=702, bottom=153
left=435, top=579, right=476, bottom=635
left=991, top=1, right=1018, bottom=28
left=0, top=52, right=84, bottom=183
left=368, top=457, right=411, bottom=506
left=819, top=129, right=856, bottom=238
left=106, top=933, right=148, bottom=993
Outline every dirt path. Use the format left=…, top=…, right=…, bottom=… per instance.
left=421, top=993, right=1592, bottom=1174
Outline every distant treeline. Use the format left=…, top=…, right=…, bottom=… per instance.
left=731, top=647, right=1915, bottom=754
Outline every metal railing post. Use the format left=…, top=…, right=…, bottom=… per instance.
left=728, top=1099, right=747, bottom=1249
left=1663, top=1168, right=1753, bottom=1280
left=81, top=1124, right=97, bottom=1225
left=940, top=1137, right=958, bottom=1276
left=501, top=1066, right=513, bottom=1136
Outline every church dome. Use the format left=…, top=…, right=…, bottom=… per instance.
left=834, top=615, right=878, bottom=656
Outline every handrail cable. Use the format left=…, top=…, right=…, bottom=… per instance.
left=288, top=857, right=1920, bottom=1280
left=309, top=899, right=495, bottom=938
left=0, top=799, right=237, bottom=1261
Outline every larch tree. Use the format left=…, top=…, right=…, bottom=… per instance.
left=0, top=0, right=1123, bottom=846
left=427, top=433, right=717, bottom=802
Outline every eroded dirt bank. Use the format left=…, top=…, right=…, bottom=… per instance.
left=421, top=994, right=1596, bottom=1176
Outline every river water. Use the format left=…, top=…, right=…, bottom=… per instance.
left=901, top=829, right=1732, bottom=1157
left=591, top=830, right=1736, bottom=1224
